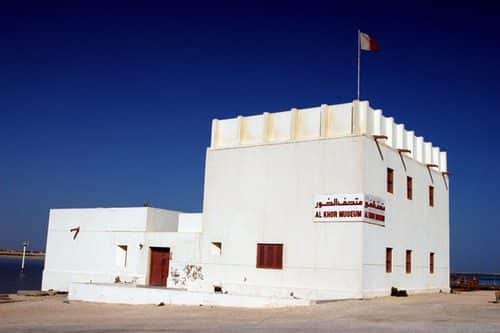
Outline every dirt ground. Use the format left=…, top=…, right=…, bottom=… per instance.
left=0, top=291, right=499, bottom=333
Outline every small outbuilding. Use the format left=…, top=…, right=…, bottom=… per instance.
left=42, top=208, right=202, bottom=291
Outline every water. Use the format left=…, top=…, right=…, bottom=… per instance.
left=0, top=256, right=44, bottom=293
left=450, top=273, right=500, bottom=288
left=476, top=274, right=500, bottom=286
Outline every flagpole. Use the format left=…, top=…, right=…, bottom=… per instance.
left=357, top=29, right=360, bottom=101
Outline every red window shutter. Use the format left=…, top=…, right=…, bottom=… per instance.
left=429, top=186, right=434, bottom=207
left=263, top=245, right=269, bottom=267
left=257, top=244, right=263, bottom=268
left=386, top=248, right=392, bottom=273
left=387, top=168, right=394, bottom=193
left=269, top=245, right=275, bottom=267
left=406, top=250, right=412, bottom=274
left=257, top=244, right=283, bottom=269
left=265, top=245, right=271, bottom=267
left=407, top=176, right=413, bottom=200
left=275, top=244, right=283, bottom=269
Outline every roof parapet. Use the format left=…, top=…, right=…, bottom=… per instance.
left=210, top=100, right=447, bottom=172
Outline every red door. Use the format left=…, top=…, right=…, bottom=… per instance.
left=149, top=247, right=170, bottom=286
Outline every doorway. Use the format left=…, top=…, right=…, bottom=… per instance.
left=149, top=247, right=170, bottom=287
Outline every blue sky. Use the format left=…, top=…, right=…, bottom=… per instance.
left=0, top=1, right=498, bottom=272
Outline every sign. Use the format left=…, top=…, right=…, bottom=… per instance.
left=313, top=193, right=385, bottom=226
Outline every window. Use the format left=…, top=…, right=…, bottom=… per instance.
left=116, top=245, right=128, bottom=268
left=387, top=168, right=394, bottom=193
left=256, top=243, right=283, bottom=269
left=430, top=252, right=435, bottom=274
left=211, top=242, right=222, bottom=256
left=386, top=248, right=392, bottom=273
left=406, top=250, right=412, bottom=274
left=407, top=176, right=413, bottom=200
left=429, top=186, right=434, bottom=207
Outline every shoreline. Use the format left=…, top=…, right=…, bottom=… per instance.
left=0, top=253, right=45, bottom=259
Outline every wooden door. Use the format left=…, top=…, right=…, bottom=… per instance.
left=149, top=247, right=170, bottom=286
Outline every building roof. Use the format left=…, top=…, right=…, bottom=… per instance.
left=210, top=100, right=447, bottom=172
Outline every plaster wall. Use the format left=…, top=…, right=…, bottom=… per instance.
left=69, top=282, right=311, bottom=308
left=199, top=136, right=366, bottom=299
left=146, top=208, right=179, bottom=232
left=211, top=101, right=447, bottom=173
left=42, top=207, right=200, bottom=291
left=178, top=213, right=203, bottom=232
left=200, top=131, right=449, bottom=299
left=361, top=138, right=450, bottom=296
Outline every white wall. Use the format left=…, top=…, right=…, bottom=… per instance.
left=69, top=282, right=311, bottom=307
left=211, top=101, right=448, bottom=173
left=361, top=138, right=450, bottom=296
left=199, top=133, right=449, bottom=299
left=199, top=136, right=366, bottom=299
left=178, top=213, right=203, bottom=232
left=145, top=232, right=201, bottom=289
left=147, top=208, right=179, bottom=232
left=42, top=207, right=201, bottom=291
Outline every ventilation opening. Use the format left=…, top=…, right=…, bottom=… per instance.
left=211, top=242, right=222, bottom=256
left=116, top=245, right=128, bottom=268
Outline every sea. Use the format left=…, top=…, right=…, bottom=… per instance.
left=0, top=255, right=44, bottom=294
left=452, top=273, right=500, bottom=286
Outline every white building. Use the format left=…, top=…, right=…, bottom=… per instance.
left=43, top=208, right=202, bottom=291
left=42, top=100, right=450, bottom=306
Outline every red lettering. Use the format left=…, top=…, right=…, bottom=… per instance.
left=339, top=210, right=362, bottom=218
left=323, top=211, right=337, bottom=218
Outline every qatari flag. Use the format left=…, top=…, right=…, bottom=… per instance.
left=360, top=32, right=380, bottom=51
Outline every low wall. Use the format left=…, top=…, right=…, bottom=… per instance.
left=69, top=282, right=312, bottom=308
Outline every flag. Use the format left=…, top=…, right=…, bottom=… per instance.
left=360, top=32, right=380, bottom=52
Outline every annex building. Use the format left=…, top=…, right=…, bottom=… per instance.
left=42, top=100, right=450, bottom=307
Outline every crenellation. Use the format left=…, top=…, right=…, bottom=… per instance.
left=383, top=117, right=394, bottom=146
left=263, top=112, right=271, bottom=143
left=240, top=114, right=264, bottom=145
left=404, top=131, right=415, bottom=158
left=370, top=109, right=383, bottom=135
left=211, top=100, right=447, bottom=172
left=394, top=124, right=405, bottom=149
left=432, top=147, right=441, bottom=167
left=270, top=110, right=292, bottom=142
left=439, top=152, right=448, bottom=172
left=423, top=142, right=433, bottom=165
left=414, top=136, right=424, bottom=163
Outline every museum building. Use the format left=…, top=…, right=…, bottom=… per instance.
left=42, top=100, right=450, bottom=306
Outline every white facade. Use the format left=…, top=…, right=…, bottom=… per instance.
left=43, top=100, right=450, bottom=305
left=42, top=207, right=202, bottom=291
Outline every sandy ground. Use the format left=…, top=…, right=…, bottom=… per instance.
left=0, top=291, right=499, bottom=333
